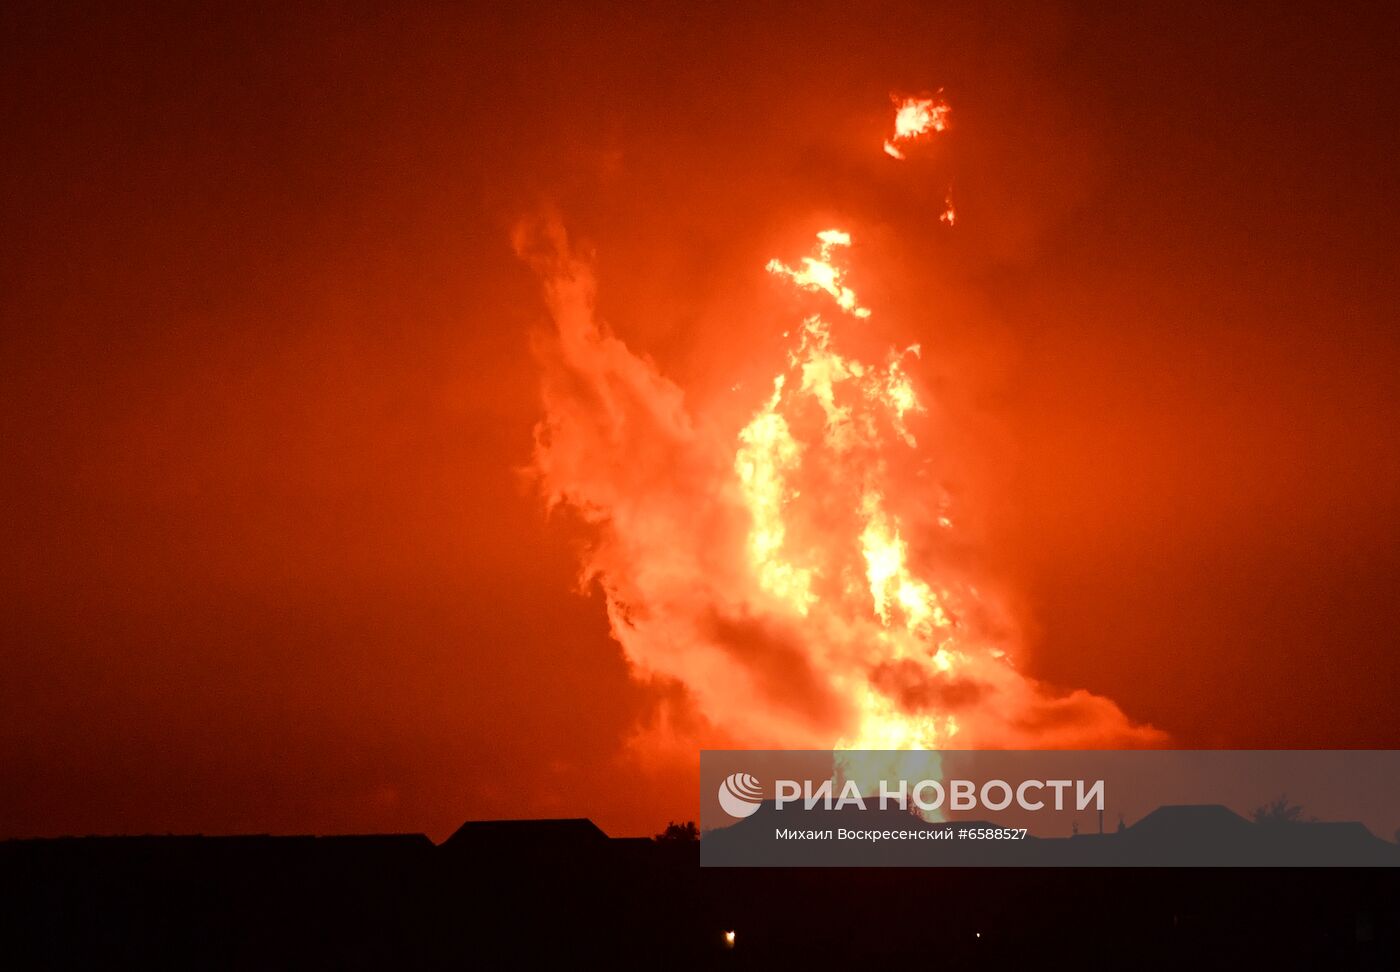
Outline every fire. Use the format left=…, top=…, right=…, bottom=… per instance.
left=883, top=93, right=950, bottom=160
left=517, top=95, right=1161, bottom=770
left=736, top=230, right=1085, bottom=753
left=940, top=190, right=956, bottom=226
left=763, top=230, right=870, bottom=319
left=520, top=220, right=1161, bottom=760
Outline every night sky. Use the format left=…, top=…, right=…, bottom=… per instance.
left=3, top=2, right=1397, bottom=840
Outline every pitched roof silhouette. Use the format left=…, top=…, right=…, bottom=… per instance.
left=1127, top=803, right=1251, bottom=837
left=442, top=817, right=608, bottom=851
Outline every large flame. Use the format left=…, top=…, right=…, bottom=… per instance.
left=519, top=218, right=1162, bottom=761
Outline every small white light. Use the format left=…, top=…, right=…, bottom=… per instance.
left=723, top=930, right=736, bottom=947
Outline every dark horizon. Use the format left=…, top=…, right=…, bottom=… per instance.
left=4, top=810, right=1397, bottom=967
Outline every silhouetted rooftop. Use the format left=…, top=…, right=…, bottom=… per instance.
left=442, top=817, right=608, bottom=851
left=1128, top=803, right=1251, bottom=836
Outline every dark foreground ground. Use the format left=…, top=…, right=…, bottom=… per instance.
left=2, top=819, right=1397, bottom=969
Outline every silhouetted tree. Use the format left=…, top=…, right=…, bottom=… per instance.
left=655, top=820, right=699, bottom=843
left=1252, top=794, right=1314, bottom=824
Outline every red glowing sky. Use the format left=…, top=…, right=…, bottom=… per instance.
left=2, top=3, right=1398, bottom=839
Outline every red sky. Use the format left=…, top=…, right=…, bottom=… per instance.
left=2, top=2, right=1398, bottom=840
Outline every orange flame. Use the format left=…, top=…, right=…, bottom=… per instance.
left=764, top=229, right=871, bottom=319
left=883, top=93, right=950, bottom=160
left=520, top=218, right=1162, bottom=762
